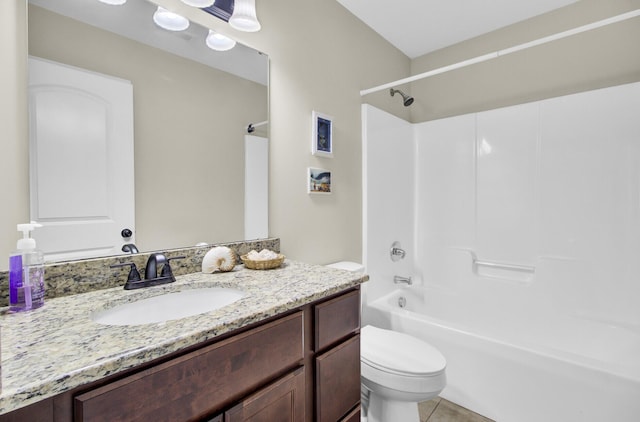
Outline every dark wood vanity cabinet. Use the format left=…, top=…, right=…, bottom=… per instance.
left=74, top=312, right=305, bottom=422
left=313, top=290, right=361, bottom=422
left=0, top=287, right=360, bottom=422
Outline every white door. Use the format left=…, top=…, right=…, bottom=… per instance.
left=244, top=134, right=268, bottom=239
left=28, top=57, right=135, bottom=261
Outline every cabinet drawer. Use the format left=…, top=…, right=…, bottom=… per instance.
left=0, top=398, right=52, bottom=422
left=225, top=367, right=305, bottom=422
left=314, top=289, right=360, bottom=351
left=75, top=312, right=303, bottom=422
left=315, top=335, right=360, bottom=422
left=340, top=406, right=360, bottom=422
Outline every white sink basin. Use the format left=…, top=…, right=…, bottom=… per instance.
left=92, top=287, right=245, bottom=326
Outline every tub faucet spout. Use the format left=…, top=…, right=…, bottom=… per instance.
left=393, top=275, right=412, bottom=285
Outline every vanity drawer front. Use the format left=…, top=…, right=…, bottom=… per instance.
left=340, top=406, right=361, bottom=422
left=224, top=367, right=305, bottom=422
left=74, top=312, right=304, bottom=422
left=315, top=335, right=360, bottom=422
left=314, top=289, right=360, bottom=351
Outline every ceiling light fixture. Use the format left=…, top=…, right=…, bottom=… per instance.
left=153, top=7, right=190, bottom=31
left=206, top=30, right=237, bottom=51
left=98, top=0, right=127, bottom=5
left=181, top=0, right=215, bottom=7
left=229, top=0, right=261, bottom=32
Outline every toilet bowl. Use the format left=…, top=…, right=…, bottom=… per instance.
left=325, top=261, right=447, bottom=422
left=361, top=325, right=446, bottom=422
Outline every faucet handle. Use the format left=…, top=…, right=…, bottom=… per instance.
left=390, top=241, right=406, bottom=261
left=121, top=243, right=139, bottom=254
left=160, top=256, right=186, bottom=279
left=111, top=262, right=142, bottom=283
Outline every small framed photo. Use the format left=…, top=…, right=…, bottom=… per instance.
left=308, top=167, right=331, bottom=194
left=311, top=111, right=333, bottom=158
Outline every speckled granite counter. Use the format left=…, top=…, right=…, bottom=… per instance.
left=0, top=260, right=367, bottom=415
left=0, top=238, right=281, bottom=307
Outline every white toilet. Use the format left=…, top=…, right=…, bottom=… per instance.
left=361, top=325, right=446, bottom=422
left=326, top=261, right=447, bottom=422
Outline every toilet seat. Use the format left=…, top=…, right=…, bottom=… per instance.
left=361, top=325, right=446, bottom=377
left=361, top=325, right=447, bottom=421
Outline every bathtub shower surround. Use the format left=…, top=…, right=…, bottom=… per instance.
left=366, top=288, right=640, bottom=421
left=362, top=81, right=640, bottom=421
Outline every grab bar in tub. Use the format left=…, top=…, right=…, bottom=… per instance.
left=452, top=248, right=537, bottom=279
left=473, top=259, right=535, bottom=273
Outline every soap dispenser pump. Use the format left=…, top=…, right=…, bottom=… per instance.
left=9, top=222, right=46, bottom=312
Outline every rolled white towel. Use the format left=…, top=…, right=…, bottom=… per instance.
left=246, top=249, right=279, bottom=261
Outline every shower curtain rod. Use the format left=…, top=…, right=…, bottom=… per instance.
left=360, top=9, right=640, bottom=97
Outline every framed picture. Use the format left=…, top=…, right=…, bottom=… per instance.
left=311, top=111, right=333, bottom=157
left=308, top=167, right=331, bottom=194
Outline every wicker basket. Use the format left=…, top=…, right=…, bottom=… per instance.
left=240, top=254, right=285, bottom=270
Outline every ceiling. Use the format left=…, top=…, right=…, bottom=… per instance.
left=336, top=0, right=580, bottom=59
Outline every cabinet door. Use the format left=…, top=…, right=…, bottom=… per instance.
left=225, top=368, right=305, bottom=422
left=340, top=406, right=360, bottom=422
left=314, top=290, right=360, bottom=351
left=315, top=335, right=360, bottom=422
left=74, top=312, right=303, bottom=422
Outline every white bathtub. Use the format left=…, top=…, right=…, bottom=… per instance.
left=364, top=287, right=640, bottom=422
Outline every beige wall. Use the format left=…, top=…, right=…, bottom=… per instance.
left=150, top=0, right=412, bottom=265
left=0, top=0, right=409, bottom=269
left=0, top=1, right=29, bottom=271
left=4, top=0, right=639, bottom=270
left=28, top=5, right=268, bottom=254
left=408, top=0, right=640, bottom=123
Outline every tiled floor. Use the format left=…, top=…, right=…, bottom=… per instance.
left=419, top=398, right=495, bottom=422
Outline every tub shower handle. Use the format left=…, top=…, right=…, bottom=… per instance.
left=390, top=241, right=406, bottom=261
left=391, top=247, right=406, bottom=258
left=393, top=275, right=412, bottom=285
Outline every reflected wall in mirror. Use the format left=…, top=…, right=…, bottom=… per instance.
left=27, top=0, right=269, bottom=261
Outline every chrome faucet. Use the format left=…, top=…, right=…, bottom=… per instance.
left=393, top=275, right=412, bottom=285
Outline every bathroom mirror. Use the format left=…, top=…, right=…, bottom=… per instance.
left=26, top=0, right=269, bottom=261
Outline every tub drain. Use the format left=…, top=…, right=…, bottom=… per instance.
left=398, top=296, right=407, bottom=308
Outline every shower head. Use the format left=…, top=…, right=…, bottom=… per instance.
left=390, top=88, right=414, bottom=107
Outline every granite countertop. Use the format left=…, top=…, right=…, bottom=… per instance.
left=0, top=260, right=367, bottom=415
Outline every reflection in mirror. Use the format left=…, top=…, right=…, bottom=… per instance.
left=26, top=0, right=269, bottom=261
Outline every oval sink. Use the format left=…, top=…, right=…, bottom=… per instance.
left=92, top=287, right=244, bottom=326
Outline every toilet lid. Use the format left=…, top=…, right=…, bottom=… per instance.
left=361, top=325, right=446, bottom=376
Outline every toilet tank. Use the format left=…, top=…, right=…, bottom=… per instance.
left=326, top=261, right=365, bottom=274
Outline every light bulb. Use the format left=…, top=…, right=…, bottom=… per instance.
left=153, top=7, right=190, bottom=31
left=181, top=0, right=215, bottom=7
left=206, top=30, right=236, bottom=51
left=98, top=0, right=127, bottom=5
left=229, top=0, right=261, bottom=32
